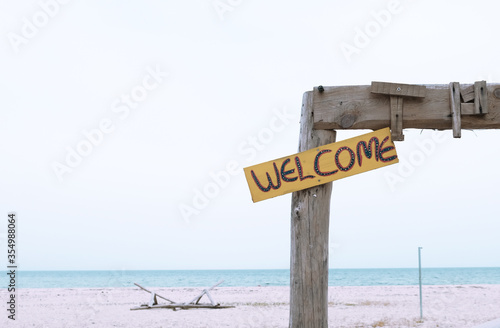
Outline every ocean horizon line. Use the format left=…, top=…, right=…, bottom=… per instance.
left=7, top=267, right=499, bottom=288
left=11, top=266, right=499, bottom=272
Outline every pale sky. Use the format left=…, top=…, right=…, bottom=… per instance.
left=1, top=0, right=499, bottom=271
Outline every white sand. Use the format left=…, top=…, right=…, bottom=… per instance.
left=1, top=285, right=499, bottom=327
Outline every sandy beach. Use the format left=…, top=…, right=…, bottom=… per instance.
left=2, top=285, right=499, bottom=327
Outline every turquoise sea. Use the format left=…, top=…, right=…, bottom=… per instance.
left=5, top=267, right=499, bottom=289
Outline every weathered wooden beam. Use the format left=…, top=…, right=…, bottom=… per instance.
left=371, top=81, right=426, bottom=98
left=461, top=103, right=475, bottom=115
left=390, top=95, right=404, bottom=141
left=313, top=83, right=500, bottom=130
left=290, top=90, right=336, bottom=328
left=370, top=82, right=426, bottom=141
left=450, top=82, right=461, bottom=138
left=461, top=84, right=475, bottom=103
left=475, top=81, right=489, bottom=114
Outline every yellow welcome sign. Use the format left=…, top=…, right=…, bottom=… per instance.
left=244, top=127, right=398, bottom=202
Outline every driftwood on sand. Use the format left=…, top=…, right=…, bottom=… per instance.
left=130, top=280, right=234, bottom=311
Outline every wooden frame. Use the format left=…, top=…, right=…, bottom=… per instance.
left=289, top=81, right=499, bottom=328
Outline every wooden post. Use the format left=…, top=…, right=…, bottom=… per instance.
left=290, top=89, right=336, bottom=328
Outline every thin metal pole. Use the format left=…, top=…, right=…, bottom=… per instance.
left=418, top=247, right=423, bottom=321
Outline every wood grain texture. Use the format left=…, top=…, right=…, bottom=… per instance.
left=450, top=82, right=461, bottom=138
left=290, top=90, right=336, bottom=328
left=475, top=81, right=488, bottom=114
left=371, top=81, right=426, bottom=98
left=313, top=83, right=500, bottom=130
left=461, top=103, right=475, bottom=115
left=390, top=95, right=404, bottom=141
left=461, top=84, right=475, bottom=103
